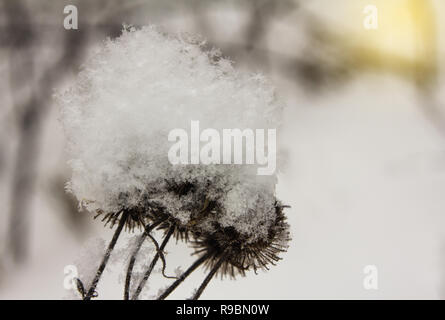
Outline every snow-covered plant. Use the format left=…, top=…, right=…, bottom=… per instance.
left=56, top=25, right=290, bottom=300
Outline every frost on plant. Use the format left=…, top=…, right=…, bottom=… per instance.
left=56, top=25, right=290, bottom=300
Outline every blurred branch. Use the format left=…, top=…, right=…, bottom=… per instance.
left=4, top=0, right=135, bottom=264
left=5, top=0, right=38, bottom=264
left=5, top=0, right=88, bottom=263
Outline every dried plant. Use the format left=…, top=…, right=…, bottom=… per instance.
left=56, top=25, right=289, bottom=300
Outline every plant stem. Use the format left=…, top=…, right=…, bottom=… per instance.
left=132, top=226, right=174, bottom=300
left=157, top=252, right=211, bottom=300
left=191, top=253, right=226, bottom=300
left=84, top=210, right=129, bottom=300
left=124, top=232, right=146, bottom=300
left=124, top=220, right=164, bottom=300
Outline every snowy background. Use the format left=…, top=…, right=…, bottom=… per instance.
left=1, top=0, right=445, bottom=299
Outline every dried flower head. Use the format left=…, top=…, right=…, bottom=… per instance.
left=191, top=201, right=290, bottom=278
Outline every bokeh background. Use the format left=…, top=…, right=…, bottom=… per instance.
left=1, top=0, right=445, bottom=299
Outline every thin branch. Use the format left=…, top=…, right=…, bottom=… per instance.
left=123, top=219, right=164, bottom=300
left=84, top=210, right=128, bottom=300
left=191, top=253, right=226, bottom=300
left=144, top=231, right=177, bottom=280
left=124, top=232, right=146, bottom=300
left=157, top=252, right=211, bottom=300
left=132, top=226, right=174, bottom=300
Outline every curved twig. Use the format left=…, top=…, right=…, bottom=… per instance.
left=157, top=252, right=211, bottom=300
left=123, top=219, right=165, bottom=300
left=132, top=226, right=175, bottom=300
left=144, top=231, right=177, bottom=280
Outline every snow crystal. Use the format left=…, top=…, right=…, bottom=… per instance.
left=56, top=25, right=284, bottom=243
left=174, top=266, right=184, bottom=278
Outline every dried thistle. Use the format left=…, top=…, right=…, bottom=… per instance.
left=57, top=25, right=288, bottom=300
